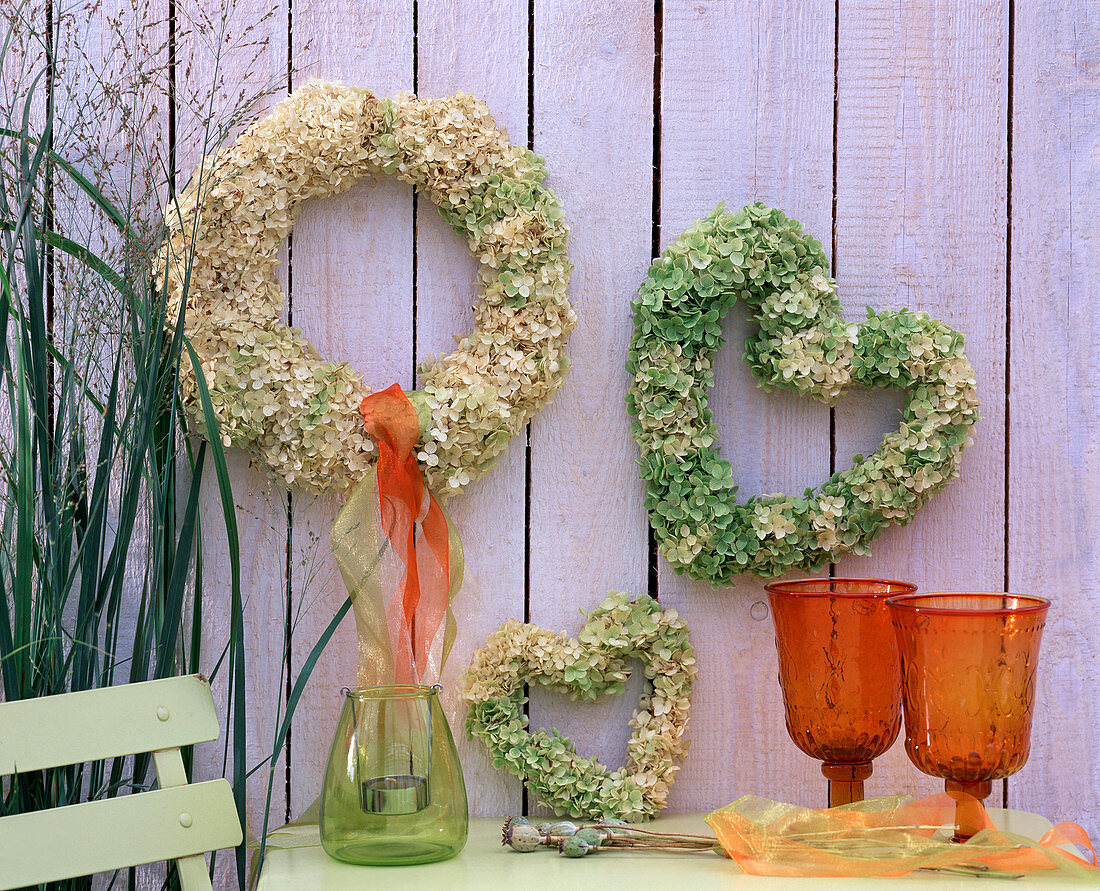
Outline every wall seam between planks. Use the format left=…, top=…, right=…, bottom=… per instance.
left=522, top=0, right=535, bottom=819
left=411, top=0, right=419, bottom=389
left=648, top=0, right=662, bottom=600
left=828, top=0, right=839, bottom=580
left=827, top=2, right=841, bottom=809
left=1002, top=0, right=1015, bottom=813
left=44, top=0, right=55, bottom=436
left=168, top=0, right=177, bottom=193
left=284, top=0, right=295, bottom=824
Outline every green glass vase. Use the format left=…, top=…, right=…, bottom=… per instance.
left=319, top=684, right=468, bottom=865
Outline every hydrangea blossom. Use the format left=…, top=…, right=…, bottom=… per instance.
left=464, top=591, right=696, bottom=820
left=627, top=204, right=980, bottom=582
left=158, top=81, right=573, bottom=495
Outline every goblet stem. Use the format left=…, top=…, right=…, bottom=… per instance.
left=822, top=761, right=873, bottom=807
left=944, top=779, right=993, bottom=842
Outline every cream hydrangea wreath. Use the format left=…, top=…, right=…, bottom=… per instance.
left=158, top=81, right=573, bottom=494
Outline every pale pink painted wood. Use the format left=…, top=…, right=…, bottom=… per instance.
left=832, top=0, right=1009, bottom=802
left=50, top=9, right=173, bottom=887
left=658, top=0, right=836, bottom=812
left=1009, top=1, right=1100, bottom=838
left=171, top=0, right=293, bottom=872
left=285, top=0, right=414, bottom=820
left=0, top=2, right=45, bottom=110
left=524, top=1, right=655, bottom=814
left=0, top=4, right=48, bottom=458
left=834, top=0, right=1008, bottom=590
left=415, top=0, right=529, bottom=818
left=40, top=0, right=1100, bottom=846
left=194, top=455, right=291, bottom=835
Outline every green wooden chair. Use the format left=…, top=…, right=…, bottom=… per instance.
left=0, top=674, right=243, bottom=890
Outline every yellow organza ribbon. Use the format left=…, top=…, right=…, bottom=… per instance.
left=707, top=793, right=1099, bottom=878
left=330, top=470, right=464, bottom=688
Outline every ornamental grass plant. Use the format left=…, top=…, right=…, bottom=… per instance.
left=0, top=2, right=278, bottom=887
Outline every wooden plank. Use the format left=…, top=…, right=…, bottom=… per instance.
left=832, top=0, right=1008, bottom=800
left=0, top=3, right=47, bottom=466
left=172, top=0, right=292, bottom=863
left=194, top=458, right=290, bottom=890
left=0, top=781, right=241, bottom=890
left=27, top=6, right=207, bottom=889
left=834, top=0, right=1009, bottom=589
left=526, top=0, right=653, bottom=811
left=286, top=0, right=414, bottom=818
left=658, top=0, right=835, bottom=812
left=0, top=2, right=45, bottom=111
left=415, top=0, right=528, bottom=818
left=1009, top=1, right=1100, bottom=837
left=0, top=675, right=217, bottom=774
left=43, top=11, right=179, bottom=887
left=50, top=0, right=168, bottom=228
left=49, top=0, right=169, bottom=719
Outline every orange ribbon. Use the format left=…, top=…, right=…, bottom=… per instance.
left=359, top=384, right=451, bottom=684
left=706, top=793, right=1098, bottom=878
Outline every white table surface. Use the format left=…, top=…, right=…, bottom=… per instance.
left=256, top=809, right=1098, bottom=889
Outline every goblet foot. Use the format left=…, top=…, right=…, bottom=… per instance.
left=821, top=761, right=873, bottom=807
left=944, top=779, right=993, bottom=842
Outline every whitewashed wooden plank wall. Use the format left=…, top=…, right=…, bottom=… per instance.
left=832, top=0, right=1009, bottom=801
left=659, top=0, right=837, bottom=810
left=1010, top=0, right=1100, bottom=828
left=45, top=0, right=1100, bottom=869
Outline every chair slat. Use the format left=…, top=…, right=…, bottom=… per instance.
left=175, top=852, right=215, bottom=891
left=153, top=748, right=216, bottom=891
left=153, top=747, right=191, bottom=788
left=0, top=675, right=219, bottom=775
left=0, top=779, right=243, bottom=890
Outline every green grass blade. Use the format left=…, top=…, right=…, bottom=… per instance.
left=11, top=335, right=35, bottom=697
left=184, top=337, right=247, bottom=882
left=153, top=442, right=204, bottom=679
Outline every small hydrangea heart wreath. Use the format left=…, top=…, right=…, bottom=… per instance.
left=463, top=591, right=696, bottom=820
left=157, top=80, right=573, bottom=495
left=627, top=203, right=979, bottom=583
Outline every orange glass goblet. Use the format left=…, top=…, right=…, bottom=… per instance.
left=887, top=593, right=1049, bottom=842
left=765, top=578, right=914, bottom=807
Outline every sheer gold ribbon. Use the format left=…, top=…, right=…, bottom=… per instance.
left=330, top=460, right=464, bottom=688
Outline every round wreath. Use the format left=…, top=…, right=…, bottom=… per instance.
left=158, top=80, right=573, bottom=494
left=463, top=591, right=696, bottom=821
left=627, top=203, right=979, bottom=583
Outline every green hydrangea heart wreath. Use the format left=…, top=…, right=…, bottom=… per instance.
left=463, top=591, right=696, bottom=820
left=627, top=203, right=979, bottom=583
left=158, top=81, right=573, bottom=495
